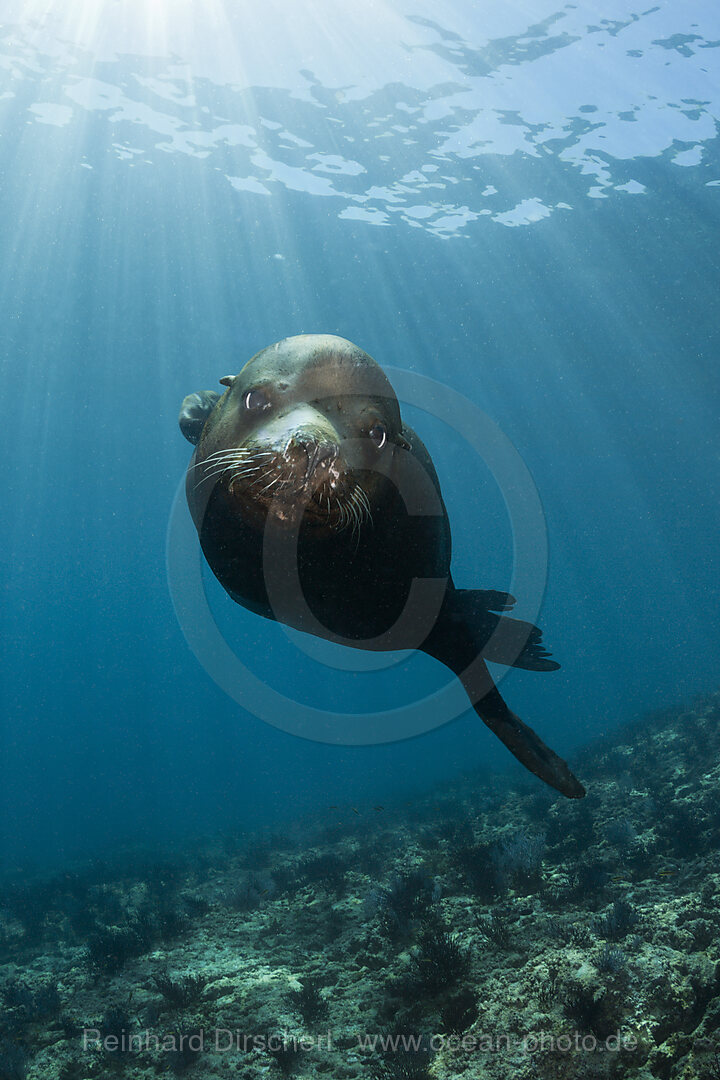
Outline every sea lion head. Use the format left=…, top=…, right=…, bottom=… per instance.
left=181, top=334, right=407, bottom=536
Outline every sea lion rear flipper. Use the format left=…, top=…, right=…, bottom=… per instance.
left=469, top=589, right=517, bottom=612
left=444, top=589, right=560, bottom=671
left=472, top=670, right=586, bottom=799
left=422, top=605, right=585, bottom=798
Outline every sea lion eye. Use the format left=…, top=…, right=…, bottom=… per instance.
left=244, top=388, right=270, bottom=411
left=369, top=423, right=387, bottom=449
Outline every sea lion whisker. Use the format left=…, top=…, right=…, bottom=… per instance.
left=193, top=451, right=277, bottom=487
left=209, top=459, right=245, bottom=472
left=200, top=464, right=244, bottom=483
left=187, top=454, right=243, bottom=472
left=231, top=463, right=264, bottom=475
left=193, top=466, right=242, bottom=490
left=193, top=455, right=248, bottom=475
left=249, top=469, right=273, bottom=488
left=231, top=465, right=271, bottom=485
left=348, top=497, right=359, bottom=536
left=198, top=450, right=251, bottom=466
left=355, top=491, right=369, bottom=534
left=232, top=462, right=272, bottom=480
left=196, top=459, right=267, bottom=489
left=204, top=449, right=275, bottom=470
left=204, top=447, right=249, bottom=459
left=217, top=456, right=251, bottom=469
left=193, top=451, right=234, bottom=466
left=356, top=485, right=373, bottom=527
left=193, top=474, right=219, bottom=491
left=237, top=464, right=268, bottom=476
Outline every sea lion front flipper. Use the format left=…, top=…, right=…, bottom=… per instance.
left=179, top=390, right=221, bottom=445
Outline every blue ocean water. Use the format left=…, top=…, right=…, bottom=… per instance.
left=1, top=0, right=719, bottom=869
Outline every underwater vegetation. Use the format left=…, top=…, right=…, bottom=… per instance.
left=1, top=691, right=720, bottom=1078
left=290, top=976, right=329, bottom=1025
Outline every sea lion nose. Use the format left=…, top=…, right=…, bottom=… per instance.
left=281, top=431, right=340, bottom=484
left=302, top=438, right=339, bottom=480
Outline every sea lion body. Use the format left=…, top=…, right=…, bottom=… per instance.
left=180, top=334, right=585, bottom=798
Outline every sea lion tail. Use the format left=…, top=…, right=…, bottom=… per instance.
left=422, top=602, right=586, bottom=799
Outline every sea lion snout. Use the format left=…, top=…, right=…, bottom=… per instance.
left=279, top=431, right=341, bottom=490
left=296, top=437, right=340, bottom=483
left=247, top=402, right=343, bottom=489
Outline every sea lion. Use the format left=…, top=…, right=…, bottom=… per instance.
left=179, top=334, right=585, bottom=799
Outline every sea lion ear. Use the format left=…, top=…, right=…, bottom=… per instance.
left=219, top=375, right=235, bottom=387
left=179, top=390, right=220, bottom=444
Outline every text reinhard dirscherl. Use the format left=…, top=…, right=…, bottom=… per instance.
left=82, top=1028, right=638, bottom=1056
